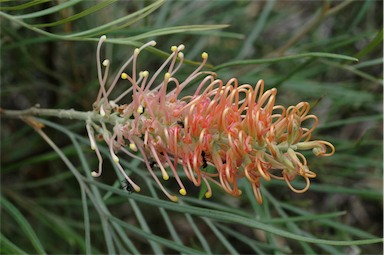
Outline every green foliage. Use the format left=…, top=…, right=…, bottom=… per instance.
left=1, top=0, right=382, bottom=254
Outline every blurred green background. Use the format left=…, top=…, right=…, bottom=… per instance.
left=1, top=1, right=382, bottom=254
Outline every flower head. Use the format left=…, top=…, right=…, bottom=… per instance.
left=87, top=35, right=335, bottom=204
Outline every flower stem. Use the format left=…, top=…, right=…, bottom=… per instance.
left=0, top=107, right=109, bottom=124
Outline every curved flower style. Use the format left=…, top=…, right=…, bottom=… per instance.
left=87, top=35, right=335, bottom=203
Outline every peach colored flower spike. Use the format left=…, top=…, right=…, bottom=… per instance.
left=87, top=35, right=335, bottom=204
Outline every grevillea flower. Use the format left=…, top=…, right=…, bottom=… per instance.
left=87, top=35, right=335, bottom=203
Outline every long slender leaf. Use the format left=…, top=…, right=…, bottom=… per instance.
left=354, top=29, right=383, bottom=59
left=33, top=0, right=116, bottom=28
left=109, top=217, right=206, bottom=254
left=0, top=0, right=49, bottom=11
left=0, top=0, right=165, bottom=40
left=13, top=0, right=83, bottom=19
left=1, top=197, right=47, bottom=255
left=80, top=186, right=91, bottom=255
left=84, top=180, right=383, bottom=246
left=129, top=198, right=163, bottom=254
left=236, top=0, right=276, bottom=59
left=204, top=219, right=239, bottom=254
left=214, top=52, right=358, bottom=71
left=67, top=0, right=165, bottom=38
left=125, top=24, right=229, bottom=41
left=0, top=233, right=28, bottom=255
